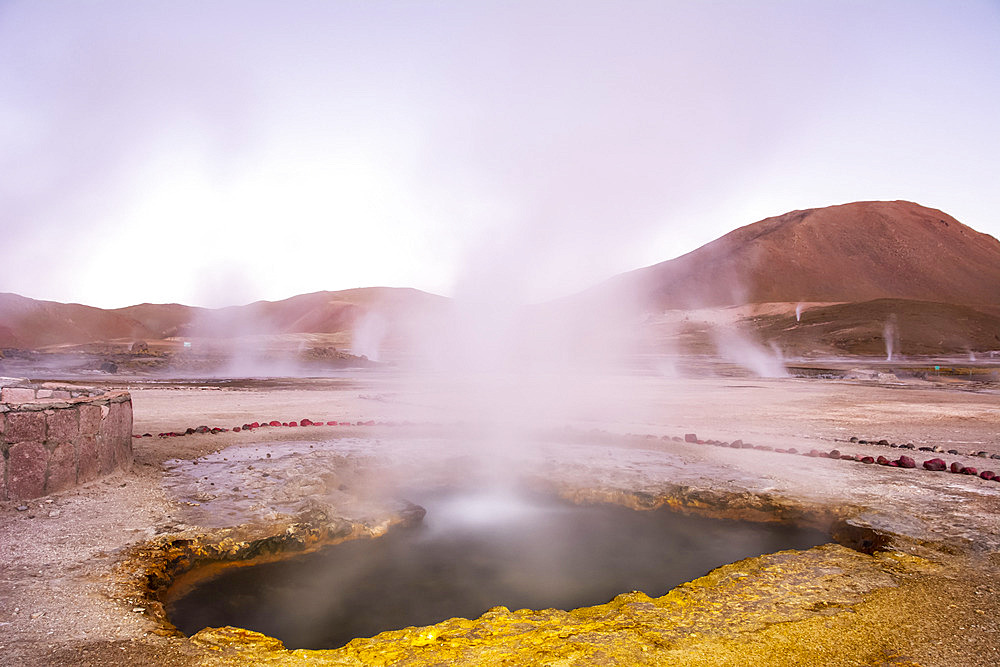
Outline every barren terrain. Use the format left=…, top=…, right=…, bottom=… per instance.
left=2, top=367, right=1000, bottom=665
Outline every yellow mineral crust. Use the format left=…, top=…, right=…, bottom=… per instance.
left=191, top=543, right=943, bottom=666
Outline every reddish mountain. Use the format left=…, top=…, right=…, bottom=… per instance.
left=613, top=200, right=1000, bottom=309
left=0, top=293, right=155, bottom=348
left=0, top=288, right=447, bottom=350
left=3, top=201, right=998, bottom=358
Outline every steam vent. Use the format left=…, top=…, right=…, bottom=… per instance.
left=0, top=378, right=133, bottom=500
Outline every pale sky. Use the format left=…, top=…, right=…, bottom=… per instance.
left=1, top=1, right=998, bottom=309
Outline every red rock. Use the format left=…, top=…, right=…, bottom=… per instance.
left=787, top=448, right=798, bottom=454
left=889, top=461, right=899, bottom=466
left=327, top=421, right=337, bottom=426
left=923, top=458, right=947, bottom=471
left=301, top=419, right=313, bottom=426
left=233, top=426, right=242, bottom=432
left=4, top=411, right=45, bottom=443
left=97, top=429, right=116, bottom=475
left=963, top=467, right=978, bottom=476
left=78, top=436, right=99, bottom=483
left=775, top=448, right=787, bottom=453
left=78, top=404, right=102, bottom=434
left=47, top=408, right=80, bottom=444
left=860, top=456, right=875, bottom=464
left=250, top=422, right=260, bottom=428
left=876, top=456, right=890, bottom=465
left=897, top=456, right=916, bottom=468
left=46, top=442, right=77, bottom=494
left=269, top=420, right=281, bottom=427
left=841, top=455, right=854, bottom=460
left=684, top=433, right=698, bottom=443
left=950, top=462, right=964, bottom=473
left=828, top=449, right=841, bottom=459
left=808, top=449, right=820, bottom=457
left=980, top=471, right=995, bottom=480
left=8, top=441, right=48, bottom=499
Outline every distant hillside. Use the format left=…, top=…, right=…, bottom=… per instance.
left=0, top=293, right=155, bottom=348
left=0, top=288, right=447, bottom=350
left=4, top=200, right=999, bottom=359
left=754, top=299, right=1000, bottom=357
left=610, top=200, right=1000, bottom=309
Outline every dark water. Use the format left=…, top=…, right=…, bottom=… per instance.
left=167, top=492, right=828, bottom=649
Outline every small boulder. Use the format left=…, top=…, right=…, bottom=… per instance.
left=684, top=433, right=698, bottom=443
left=876, top=456, right=890, bottom=465
left=963, top=467, right=979, bottom=476
left=828, top=449, right=841, bottom=459
left=980, top=471, right=996, bottom=481
left=897, top=456, right=916, bottom=469
left=923, top=458, right=947, bottom=471
left=860, top=456, right=875, bottom=464
left=950, top=462, right=965, bottom=473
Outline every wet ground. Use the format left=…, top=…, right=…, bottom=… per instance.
left=2, top=368, right=1000, bottom=665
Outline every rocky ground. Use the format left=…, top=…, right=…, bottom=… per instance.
left=2, top=367, right=1000, bottom=665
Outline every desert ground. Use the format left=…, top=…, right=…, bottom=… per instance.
left=2, top=364, right=1000, bottom=666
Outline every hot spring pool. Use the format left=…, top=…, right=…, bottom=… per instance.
left=166, top=491, right=828, bottom=649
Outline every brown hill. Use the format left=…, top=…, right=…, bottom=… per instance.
left=614, top=200, right=1000, bottom=309
left=183, top=288, right=447, bottom=339
left=0, top=293, right=155, bottom=348
left=112, top=303, right=204, bottom=339
left=754, top=299, right=1000, bottom=357
left=0, top=288, right=447, bottom=350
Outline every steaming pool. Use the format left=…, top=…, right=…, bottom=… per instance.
left=166, top=490, right=828, bottom=649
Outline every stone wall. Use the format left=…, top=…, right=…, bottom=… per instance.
left=0, top=378, right=133, bottom=501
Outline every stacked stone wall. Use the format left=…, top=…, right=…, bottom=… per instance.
left=0, top=379, right=133, bottom=501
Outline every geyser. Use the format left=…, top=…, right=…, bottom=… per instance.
left=166, top=491, right=828, bottom=649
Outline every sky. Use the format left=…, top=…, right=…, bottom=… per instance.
left=1, top=0, right=998, bottom=309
